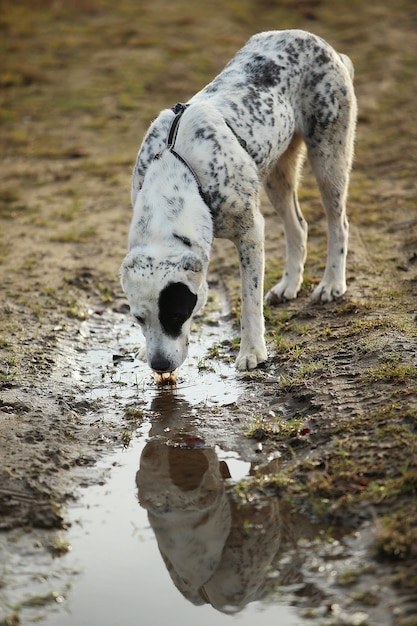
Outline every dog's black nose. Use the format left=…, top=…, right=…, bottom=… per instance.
left=150, top=354, right=172, bottom=373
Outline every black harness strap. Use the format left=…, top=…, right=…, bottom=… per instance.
left=155, top=102, right=249, bottom=206
left=169, top=102, right=247, bottom=152
left=225, top=120, right=248, bottom=152
left=167, top=102, right=189, bottom=148
left=155, top=102, right=207, bottom=201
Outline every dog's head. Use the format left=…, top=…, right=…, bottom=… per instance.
left=120, top=244, right=208, bottom=373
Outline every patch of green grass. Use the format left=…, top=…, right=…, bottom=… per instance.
left=316, top=326, right=334, bottom=340
left=298, top=359, right=329, bottom=377
left=292, top=322, right=310, bottom=336
left=197, top=357, right=215, bottom=373
left=274, top=374, right=303, bottom=393
left=245, top=415, right=305, bottom=442
left=124, top=405, right=144, bottom=425
left=55, top=197, right=81, bottom=222
left=117, top=93, right=138, bottom=111
left=99, top=285, right=114, bottom=302
left=50, top=226, right=97, bottom=243
left=375, top=503, right=417, bottom=562
left=0, top=359, right=18, bottom=384
left=120, top=429, right=132, bottom=448
left=0, top=610, right=21, bottom=625
left=66, top=303, right=89, bottom=320
left=206, top=341, right=220, bottom=358
left=21, top=588, right=66, bottom=609
left=334, top=300, right=373, bottom=316
left=230, top=337, right=240, bottom=351
left=362, top=363, right=417, bottom=384
left=0, top=188, right=20, bottom=203
left=82, top=160, right=116, bottom=179
left=273, top=333, right=292, bottom=354
left=347, top=317, right=395, bottom=335
left=0, top=188, right=25, bottom=218
left=286, top=344, right=306, bottom=361
left=49, top=534, right=71, bottom=557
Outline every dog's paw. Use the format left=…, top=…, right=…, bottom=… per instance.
left=235, top=346, right=267, bottom=371
left=265, top=280, right=300, bottom=305
left=312, top=281, right=346, bottom=303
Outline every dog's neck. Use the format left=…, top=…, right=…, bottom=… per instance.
left=130, top=150, right=213, bottom=268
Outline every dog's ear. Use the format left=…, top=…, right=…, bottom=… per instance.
left=119, top=255, right=131, bottom=289
left=120, top=250, right=150, bottom=293
left=119, top=251, right=138, bottom=288
left=181, top=253, right=206, bottom=293
left=181, top=254, right=203, bottom=274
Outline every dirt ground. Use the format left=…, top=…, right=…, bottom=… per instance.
left=1, top=0, right=417, bottom=623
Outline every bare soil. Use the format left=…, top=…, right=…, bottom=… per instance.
left=1, top=0, right=416, bottom=623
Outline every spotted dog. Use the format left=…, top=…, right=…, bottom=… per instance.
left=120, top=29, right=357, bottom=373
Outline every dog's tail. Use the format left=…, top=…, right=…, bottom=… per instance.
left=339, top=53, right=354, bottom=81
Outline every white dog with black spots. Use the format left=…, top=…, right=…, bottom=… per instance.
left=120, top=29, right=357, bottom=374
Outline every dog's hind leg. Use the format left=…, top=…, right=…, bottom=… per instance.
left=264, top=134, right=308, bottom=304
left=306, top=96, right=356, bottom=303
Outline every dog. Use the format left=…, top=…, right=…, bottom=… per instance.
left=120, top=29, right=357, bottom=374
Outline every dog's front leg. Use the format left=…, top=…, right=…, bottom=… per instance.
left=234, top=218, right=268, bottom=371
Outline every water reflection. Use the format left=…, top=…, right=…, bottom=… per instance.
left=137, top=393, right=296, bottom=615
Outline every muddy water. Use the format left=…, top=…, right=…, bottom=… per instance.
left=42, top=437, right=300, bottom=626
left=40, top=298, right=304, bottom=625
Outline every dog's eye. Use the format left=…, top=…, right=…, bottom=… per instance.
left=135, top=315, right=145, bottom=326
left=170, top=314, right=185, bottom=325
left=159, top=312, right=187, bottom=336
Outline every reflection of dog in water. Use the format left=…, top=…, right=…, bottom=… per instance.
left=137, top=439, right=281, bottom=613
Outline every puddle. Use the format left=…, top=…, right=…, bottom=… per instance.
left=40, top=431, right=303, bottom=626
left=37, top=296, right=303, bottom=625
left=2, top=294, right=390, bottom=625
